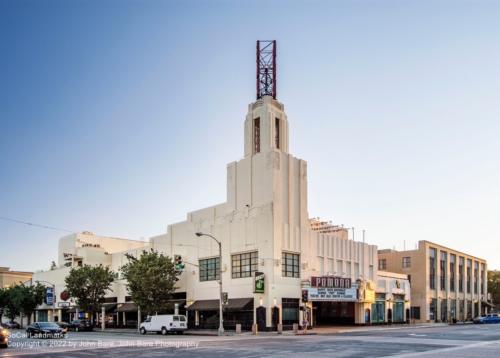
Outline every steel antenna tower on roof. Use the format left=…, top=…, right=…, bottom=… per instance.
left=256, top=40, right=277, bottom=100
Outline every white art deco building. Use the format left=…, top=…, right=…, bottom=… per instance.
left=33, top=41, right=410, bottom=330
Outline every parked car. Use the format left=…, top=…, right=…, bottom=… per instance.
left=56, top=322, right=69, bottom=333
left=26, top=322, right=65, bottom=338
left=139, top=315, right=187, bottom=335
left=0, top=324, right=9, bottom=348
left=473, top=313, right=500, bottom=324
left=473, top=315, right=486, bottom=324
left=68, top=319, right=93, bottom=332
left=3, top=321, right=20, bottom=329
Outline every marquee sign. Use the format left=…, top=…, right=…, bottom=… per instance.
left=310, top=276, right=352, bottom=289
left=307, top=286, right=358, bottom=301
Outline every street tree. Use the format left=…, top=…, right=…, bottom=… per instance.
left=65, top=265, right=116, bottom=323
left=4, top=285, right=22, bottom=325
left=120, top=249, right=179, bottom=315
left=19, top=283, right=46, bottom=325
left=488, top=270, right=500, bottom=308
left=0, top=287, right=9, bottom=322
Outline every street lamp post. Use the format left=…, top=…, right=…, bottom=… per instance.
left=36, top=280, right=56, bottom=322
left=195, top=232, right=224, bottom=336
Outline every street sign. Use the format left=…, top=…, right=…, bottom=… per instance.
left=58, top=302, right=70, bottom=308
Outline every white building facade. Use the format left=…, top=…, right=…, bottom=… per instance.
left=33, top=96, right=410, bottom=329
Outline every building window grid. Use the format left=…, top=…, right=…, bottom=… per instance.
left=231, top=251, right=258, bottom=279
left=402, top=257, right=411, bottom=268
left=282, top=252, right=300, bottom=278
left=199, top=257, right=220, bottom=282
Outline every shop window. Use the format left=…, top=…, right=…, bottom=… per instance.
left=231, top=251, right=258, bottom=278
left=281, top=298, right=299, bottom=325
left=199, top=257, right=220, bottom=282
left=429, top=299, right=437, bottom=321
left=411, top=306, right=421, bottom=320
left=282, top=252, right=300, bottom=278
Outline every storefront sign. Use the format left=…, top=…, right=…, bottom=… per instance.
left=60, top=290, right=70, bottom=301
left=45, top=287, right=54, bottom=305
left=311, top=276, right=351, bottom=289
left=307, top=286, right=357, bottom=301
left=254, top=272, right=265, bottom=293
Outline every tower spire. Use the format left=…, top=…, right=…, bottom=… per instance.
left=256, top=40, right=277, bottom=100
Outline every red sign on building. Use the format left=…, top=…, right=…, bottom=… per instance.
left=310, top=276, right=352, bottom=289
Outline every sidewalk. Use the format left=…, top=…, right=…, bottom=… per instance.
left=91, top=322, right=453, bottom=337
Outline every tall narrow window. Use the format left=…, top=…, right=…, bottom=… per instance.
left=275, top=117, right=280, bottom=149
left=450, top=254, right=456, bottom=292
left=429, top=248, right=436, bottom=290
left=459, top=257, right=464, bottom=292
left=474, top=261, right=479, bottom=294
left=466, top=259, right=472, bottom=293
left=440, top=251, right=447, bottom=291
left=253, top=118, right=260, bottom=154
left=481, top=263, right=485, bottom=295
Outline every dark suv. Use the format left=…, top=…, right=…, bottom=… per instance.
left=68, top=319, right=93, bottom=332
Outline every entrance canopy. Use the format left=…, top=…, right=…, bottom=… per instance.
left=187, top=298, right=253, bottom=311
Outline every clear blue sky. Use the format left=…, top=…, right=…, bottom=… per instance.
left=1, top=0, right=499, bottom=271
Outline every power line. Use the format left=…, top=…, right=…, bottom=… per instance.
left=0, top=216, right=77, bottom=234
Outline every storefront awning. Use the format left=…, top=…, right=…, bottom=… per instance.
left=116, top=303, right=138, bottom=313
left=187, top=298, right=253, bottom=311
left=102, top=303, right=117, bottom=313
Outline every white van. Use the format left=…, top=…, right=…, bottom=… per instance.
left=139, top=315, right=187, bottom=335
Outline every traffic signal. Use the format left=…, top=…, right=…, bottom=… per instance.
left=223, top=292, right=228, bottom=305
left=174, top=255, right=185, bottom=271
left=302, top=289, right=308, bottom=303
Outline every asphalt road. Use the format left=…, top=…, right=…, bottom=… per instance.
left=2, top=324, right=499, bottom=357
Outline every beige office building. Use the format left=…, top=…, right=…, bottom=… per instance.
left=378, top=241, right=488, bottom=323
left=0, top=267, right=32, bottom=288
